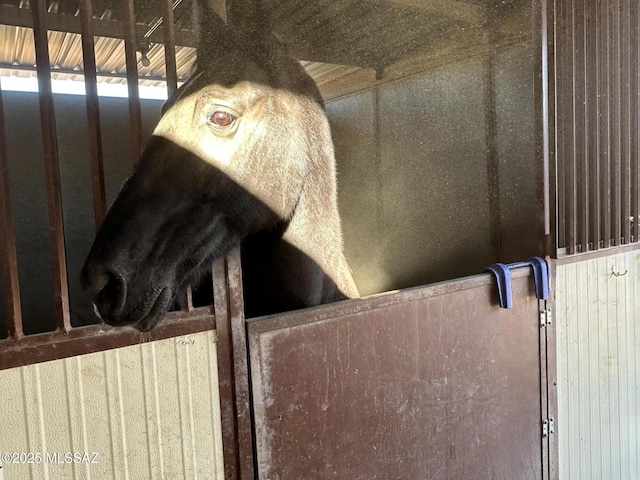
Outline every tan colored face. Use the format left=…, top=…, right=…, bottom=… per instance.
left=153, top=80, right=322, bottom=220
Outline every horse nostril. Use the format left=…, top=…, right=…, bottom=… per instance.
left=91, top=271, right=127, bottom=319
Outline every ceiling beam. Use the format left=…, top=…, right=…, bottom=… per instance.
left=0, top=5, right=379, bottom=69
left=0, top=5, right=197, bottom=47
left=380, top=0, right=484, bottom=25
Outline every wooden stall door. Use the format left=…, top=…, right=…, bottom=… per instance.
left=247, top=270, right=551, bottom=479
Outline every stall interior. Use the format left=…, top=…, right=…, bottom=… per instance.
left=0, top=0, right=538, bottom=334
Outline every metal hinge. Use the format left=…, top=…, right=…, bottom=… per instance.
left=542, top=418, right=555, bottom=437
left=539, top=308, right=552, bottom=328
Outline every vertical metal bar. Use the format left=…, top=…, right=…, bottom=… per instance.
left=182, top=285, right=194, bottom=311
left=0, top=82, right=23, bottom=339
left=539, top=295, right=550, bottom=480
left=599, top=0, right=611, bottom=248
left=574, top=0, right=587, bottom=253
left=121, top=0, right=144, bottom=159
left=225, top=247, right=255, bottom=480
left=162, top=0, right=178, bottom=98
left=79, top=0, right=107, bottom=229
left=555, top=0, right=567, bottom=252
left=620, top=0, right=631, bottom=244
left=540, top=0, right=556, bottom=258
left=213, top=248, right=255, bottom=480
left=31, top=0, right=71, bottom=332
left=213, top=256, right=240, bottom=480
left=534, top=0, right=555, bottom=472
left=565, top=0, right=576, bottom=254
left=587, top=0, right=600, bottom=250
left=610, top=0, right=621, bottom=246
left=632, top=0, right=640, bottom=243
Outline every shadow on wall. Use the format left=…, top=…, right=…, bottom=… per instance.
left=330, top=43, right=538, bottom=295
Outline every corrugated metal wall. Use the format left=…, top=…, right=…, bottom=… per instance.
left=0, top=330, right=224, bottom=480
left=556, top=250, right=639, bottom=480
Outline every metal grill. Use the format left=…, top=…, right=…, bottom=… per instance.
left=552, top=0, right=640, bottom=256
left=0, top=0, right=216, bottom=370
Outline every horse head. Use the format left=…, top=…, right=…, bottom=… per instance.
left=81, top=0, right=358, bottom=331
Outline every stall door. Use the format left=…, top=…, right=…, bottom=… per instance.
left=247, top=269, right=552, bottom=479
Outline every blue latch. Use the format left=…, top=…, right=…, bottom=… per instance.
left=482, top=257, right=550, bottom=309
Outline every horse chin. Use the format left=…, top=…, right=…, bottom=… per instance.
left=133, top=286, right=172, bottom=332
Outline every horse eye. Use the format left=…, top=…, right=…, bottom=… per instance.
left=210, top=111, right=235, bottom=127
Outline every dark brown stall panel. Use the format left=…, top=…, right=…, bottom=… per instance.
left=248, top=270, right=546, bottom=479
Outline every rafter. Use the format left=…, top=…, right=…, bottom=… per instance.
left=0, top=5, right=197, bottom=46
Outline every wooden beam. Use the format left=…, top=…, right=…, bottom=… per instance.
left=380, top=0, right=484, bottom=25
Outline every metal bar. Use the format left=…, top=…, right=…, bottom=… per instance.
left=555, top=0, right=567, bottom=252
left=0, top=5, right=197, bottom=47
left=0, top=81, right=23, bottom=339
left=599, top=0, right=611, bottom=248
left=543, top=261, right=560, bottom=480
left=213, top=248, right=255, bottom=480
left=632, top=0, right=640, bottom=243
left=610, top=0, right=621, bottom=245
left=537, top=0, right=555, bottom=257
left=162, top=0, right=179, bottom=97
left=563, top=0, right=576, bottom=253
left=183, top=285, right=194, bottom=311
left=620, top=0, right=631, bottom=244
left=0, top=308, right=215, bottom=370
left=121, top=0, right=144, bottom=159
left=78, top=0, right=107, bottom=229
left=587, top=0, right=600, bottom=250
left=31, top=0, right=71, bottom=332
left=225, top=248, right=255, bottom=480
left=573, top=0, right=587, bottom=253
left=539, top=296, right=550, bottom=480
left=212, top=257, right=241, bottom=480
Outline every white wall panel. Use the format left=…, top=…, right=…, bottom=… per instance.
left=0, top=330, right=224, bottom=480
left=556, top=251, right=639, bottom=480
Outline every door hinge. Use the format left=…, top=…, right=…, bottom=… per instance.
left=542, top=418, right=555, bottom=437
left=539, top=308, right=552, bottom=328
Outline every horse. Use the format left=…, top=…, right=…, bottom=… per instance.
left=80, top=0, right=359, bottom=331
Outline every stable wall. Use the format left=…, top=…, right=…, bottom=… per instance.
left=328, top=41, right=538, bottom=296
left=0, top=330, right=224, bottom=480
left=556, top=250, right=640, bottom=480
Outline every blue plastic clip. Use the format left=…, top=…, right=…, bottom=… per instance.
left=483, top=257, right=550, bottom=309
